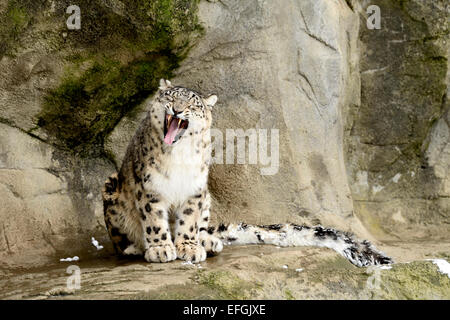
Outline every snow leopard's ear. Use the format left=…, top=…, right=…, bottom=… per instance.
left=204, top=95, right=218, bottom=108
left=158, top=78, right=172, bottom=90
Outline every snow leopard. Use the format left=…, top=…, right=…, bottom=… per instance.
left=102, top=79, right=393, bottom=267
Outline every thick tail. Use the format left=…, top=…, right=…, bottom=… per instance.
left=208, top=223, right=393, bottom=267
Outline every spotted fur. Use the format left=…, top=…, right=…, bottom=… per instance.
left=103, top=79, right=393, bottom=267
left=103, top=79, right=220, bottom=263
left=207, top=223, right=393, bottom=267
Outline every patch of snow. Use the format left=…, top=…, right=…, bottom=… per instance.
left=295, top=268, right=303, bottom=272
left=429, top=259, right=450, bottom=278
left=379, top=265, right=392, bottom=270
left=91, top=237, right=103, bottom=250
left=410, top=171, right=415, bottom=177
left=180, top=261, right=203, bottom=268
left=392, top=173, right=401, bottom=183
left=282, top=265, right=288, bottom=269
left=60, top=256, right=79, bottom=262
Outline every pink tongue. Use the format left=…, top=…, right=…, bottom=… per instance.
left=164, top=119, right=179, bottom=145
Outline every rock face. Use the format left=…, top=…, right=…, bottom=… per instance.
left=0, top=0, right=448, bottom=271
left=0, top=123, right=114, bottom=267
left=346, top=0, right=449, bottom=241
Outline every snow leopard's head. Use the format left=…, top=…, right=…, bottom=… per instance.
left=157, top=79, right=217, bottom=145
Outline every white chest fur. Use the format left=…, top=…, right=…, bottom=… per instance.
left=147, top=137, right=208, bottom=205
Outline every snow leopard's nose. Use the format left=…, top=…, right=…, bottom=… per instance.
left=173, top=105, right=186, bottom=114
left=173, top=100, right=189, bottom=113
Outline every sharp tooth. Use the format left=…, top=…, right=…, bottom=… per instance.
left=167, top=114, right=172, bottom=123
left=178, top=118, right=182, bottom=127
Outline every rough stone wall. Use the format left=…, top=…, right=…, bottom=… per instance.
left=0, top=123, right=113, bottom=267
left=347, top=0, right=449, bottom=241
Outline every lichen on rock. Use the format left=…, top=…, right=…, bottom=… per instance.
left=363, top=261, right=450, bottom=299
left=0, top=0, right=35, bottom=57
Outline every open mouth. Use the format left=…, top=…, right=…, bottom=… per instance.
left=163, top=113, right=189, bottom=145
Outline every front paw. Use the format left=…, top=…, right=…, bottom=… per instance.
left=145, top=243, right=177, bottom=263
left=200, top=234, right=223, bottom=255
left=175, top=240, right=206, bottom=263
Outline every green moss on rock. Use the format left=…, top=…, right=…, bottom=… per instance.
left=132, top=283, right=226, bottom=300
left=370, top=261, right=450, bottom=299
left=34, top=0, right=202, bottom=155
left=195, top=270, right=262, bottom=300
left=0, top=0, right=34, bottom=56
left=307, top=256, right=370, bottom=292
